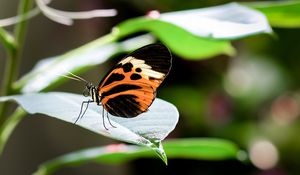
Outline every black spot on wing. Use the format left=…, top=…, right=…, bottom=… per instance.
left=122, top=63, right=133, bottom=73
left=130, top=73, right=142, bottom=80
left=101, top=84, right=142, bottom=97
left=105, top=95, right=142, bottom=117
left=102, top=73, right=125, bottom=87
left=135, top=68, right=142, bottom=72
left=129, top=44, right=172, bottom=76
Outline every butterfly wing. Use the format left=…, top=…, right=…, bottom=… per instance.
left=98, top=44, right=172, bottom=118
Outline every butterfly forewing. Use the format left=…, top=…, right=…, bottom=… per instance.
left=98, top=44, right=172, bottom=118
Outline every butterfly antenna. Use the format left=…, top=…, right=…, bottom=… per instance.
left=67, top=71, right=89, bottom=84
left=58, top=73, right=82, bottom=81
left=52, top=71, right=82, bottom=82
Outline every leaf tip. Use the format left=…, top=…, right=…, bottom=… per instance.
left=151, top=141, right=168, bottom=165
left=224, top=44, right=236, bottom=57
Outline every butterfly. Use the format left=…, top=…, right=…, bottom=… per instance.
left=72, top=44, right=172, bottom=129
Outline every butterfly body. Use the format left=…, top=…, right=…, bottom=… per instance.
left=79, top=44, right=172, bottom=126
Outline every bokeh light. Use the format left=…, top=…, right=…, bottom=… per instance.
left=146, top=10, right=161, bottom=18
left=224, top=56, right=284, bottom=105
left=249, top=139, right=279, bottom=170
left=271, top=95, right=299, bottom=125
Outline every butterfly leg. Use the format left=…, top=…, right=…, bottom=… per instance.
left=80, top=100, right=92, bottom=120
left=74, top=100, right=92, bottom=124
left=106, top=112, right=116, bottom=128
left=101, top=105, right=108, bottom=130
left=99, top=104, right=116, bottom=130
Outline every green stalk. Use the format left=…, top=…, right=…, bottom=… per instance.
left=14, top=0, right=34, bottom=48
left=0, top=107, right=26, bottom=154
left=0, top=0, right=33, bottom=123
left=0, top=0, right=33, bottom=156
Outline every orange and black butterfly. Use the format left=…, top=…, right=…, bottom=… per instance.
left=74, top=44, right=172, bottom=129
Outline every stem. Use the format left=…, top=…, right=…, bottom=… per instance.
left=14, top=0, right=34, bottom=45
left=0, top=107, right=26, bottom=154
left=0, top=0, right=33, bottom=122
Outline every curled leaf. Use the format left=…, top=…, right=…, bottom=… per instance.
left=35, top=0, right=117, bottom=25
left=160, top=2, right=272, bottom=39
left=114, top=2, right=272, bottom=59
left=0, top=8, right=40, bottom=27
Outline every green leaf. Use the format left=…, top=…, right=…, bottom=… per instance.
left=114, top=3, right=273, bottom=59
left=164, top=138, right=242, bottom=160
left=13, top=34, right=155, bottom=93
left=116, top=18, right=235, bottom=60
left=0, top=92, right=179, bottom=164
left=245, top=1, right=300, bottom=28
left=33, top=138, right=243, bottom=175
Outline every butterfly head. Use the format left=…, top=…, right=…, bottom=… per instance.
left=83, top=82, right=101, bottom=104
left=82, top=82, right=93, bottom=97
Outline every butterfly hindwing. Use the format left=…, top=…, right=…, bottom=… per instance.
left=102, top=83, right=155, bottom=117
left=98, top=44, right=172, bottom=118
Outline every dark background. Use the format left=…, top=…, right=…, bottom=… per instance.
left=1, top=0, right=300, bottom=175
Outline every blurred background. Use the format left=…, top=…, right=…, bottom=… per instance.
left=1, top=0, right=300, bottom=174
